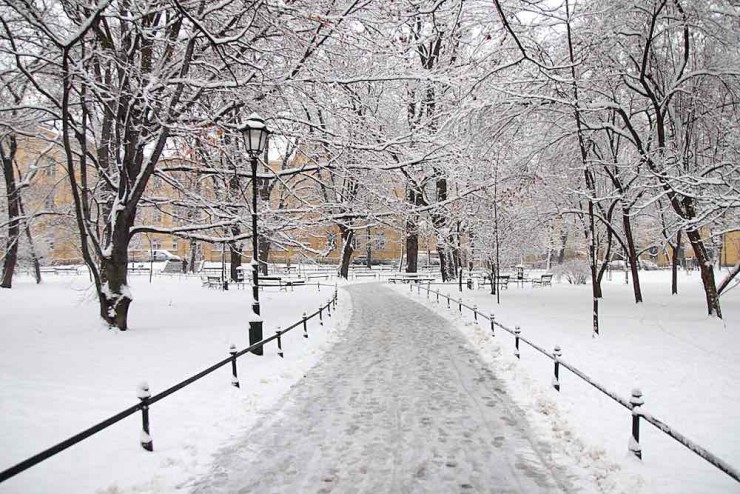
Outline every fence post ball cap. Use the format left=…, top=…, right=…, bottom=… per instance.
left=515, top=326, right=521, bottom=334
left=630, top=388, right=644, bottom=406
left=490, top=313, right=495, bottom=318
left=229, top=343, right=237, bottom=353
left=137, top=382, right=151, bottom=399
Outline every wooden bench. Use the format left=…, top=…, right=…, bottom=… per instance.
left=307, top=274, right=330, bottom=280
left=354, top=272, right=378, bottom=280
left=531, top=274, right=553, bottom=287
left=496, top=275, right=510, bottom=289
left=388, top=275, right=435, bottom=284
left=201, top=275, right=224, bottom=289
left=480, top=275, right=510, bottom=289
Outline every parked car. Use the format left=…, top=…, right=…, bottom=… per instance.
left=352, top=255, right=382, bottom=266
left=148, top=250, right=182, bottom=262
left=638, top=259, right=659, bottom=270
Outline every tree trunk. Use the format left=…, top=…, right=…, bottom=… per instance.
left=557, top=231, right=568, bottom=264
left=1, top=138, right=20, bottom=289
left=229, top=238, right=241, bottom=282
left=405, top=185, right=421, bottom=273
left=685, top=228, right=722, bottom=317
left=671, top=230, right=681, bottom=295
left=188, top=239, right=198, bottom=273
left=622, top=208, right=643, bottom=303
left=98, top=247, right=132, bottom=330
left=338, top=225, right=354, bottom=279
left=18, top=195, right=42, bottom=283
left=365, top=227, right=372, bottom=268
left=258, top=236, right=270, bottom=276
left=406, top=221, right=419, bottom=273
left=257, top=177, right=273, bottom=276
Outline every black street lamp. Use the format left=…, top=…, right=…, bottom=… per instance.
left=240, top=113, right=269, bottom=354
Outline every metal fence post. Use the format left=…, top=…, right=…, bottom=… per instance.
left=137, top=382, right=153, bottom=452
left=319, top=306, right=323, bottom=326
left=447, top=293, right=450, bottom=309
left=514, top=326, right=521, bottom=359
left=417, top=283, right=421, bottom=295
left=229, top=344, right=240, bottom=388
left=318, top=282, right=321, bottom=292
left=552, top=346, right=562, bottom=391
left=458, top=297, right=462, bottom=313
left=302, top=312, right=308, bottom=338
left=490, top=313, right=495, bottom=337
left=409, top=283, right=413, bottom=293
left=629, top=389, right=644, bottom=459
left=473, top=305, right=478, bottom=324
left=327, top=300, right=332, bottom=317
left=276, top=328, right=284, bottom=358
left=436, top=289, right=440, bottom=303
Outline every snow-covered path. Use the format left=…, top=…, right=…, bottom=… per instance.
left=190, top=284, right=575, bottom=493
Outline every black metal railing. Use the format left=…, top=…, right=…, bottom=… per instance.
left=410, top=281, right=740, bottom=484
left=0, top=284, right=339, bottom=484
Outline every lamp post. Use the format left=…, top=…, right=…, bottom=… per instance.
left=240, top=113, right=269, bottom=354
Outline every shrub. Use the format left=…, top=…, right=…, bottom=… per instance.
left=553, top=259, right=590, bottom=285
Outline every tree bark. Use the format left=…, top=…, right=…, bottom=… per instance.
left=622, top=208, right=643, bottom=303
left=405, top=185, right=421, bottom=273
left=671, top=230, right=681, bottom=295
left=98, top=230, right=132, bottom=330
left=338, top=225, right=354, bottom=279
left=1, top=136, right=20, bottom=289
left=229, top=237, right=241, bottom=282
left=686, top=228, right=722, bottom=317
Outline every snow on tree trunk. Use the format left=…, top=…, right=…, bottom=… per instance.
left=686, top=228, right=722, bottom=318
left=338, top=225, right=354, bottom=279
left=99, top=249, right=132, bottom=331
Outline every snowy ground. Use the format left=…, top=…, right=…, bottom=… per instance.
left=0, top=273, right=347, bottom=493
left=1, top=269, right=738, bottom=493
left=394, top=270, right=740, bottom=493
left=189, top=283, right=592, bottom=493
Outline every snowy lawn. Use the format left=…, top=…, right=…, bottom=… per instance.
left=396, top=270, right=740, bottom=493
left=0, top=273, right=349, bottom=493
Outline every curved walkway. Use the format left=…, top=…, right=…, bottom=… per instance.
left=190, top=283, right=575, bottom=493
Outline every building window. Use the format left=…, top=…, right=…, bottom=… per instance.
left=151, top=239, right=160, bottom=250
left=45, top=158, right=57, bottom=177
left=172, top=240, right=178, bottom=251
left=327, top=233, right=337, bottom=250
left=45, top=193, right=55, bottom=209
left=375, top=231, right=385, bottom=250
left=153, top=209, right=162, bottom=223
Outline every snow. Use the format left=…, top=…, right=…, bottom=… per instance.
left=1, top=270, right=738, bottom=493
left=189, top=284, right=594, bottom=493
left=394, top=270, right=740, bottom=493
left=0, top=274, right=347, bottom=493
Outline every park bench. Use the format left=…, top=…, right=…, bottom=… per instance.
left=354, top=272, right=378, bottom=280
left=388, top=273, right=435, bottom=284
left=201, top=275, right=225, bottom=289
left=307, top=273, right=330, bottom=280
left=480, top=274, right=510, bottom=289
left=531, top=274, right=553, bottom=287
